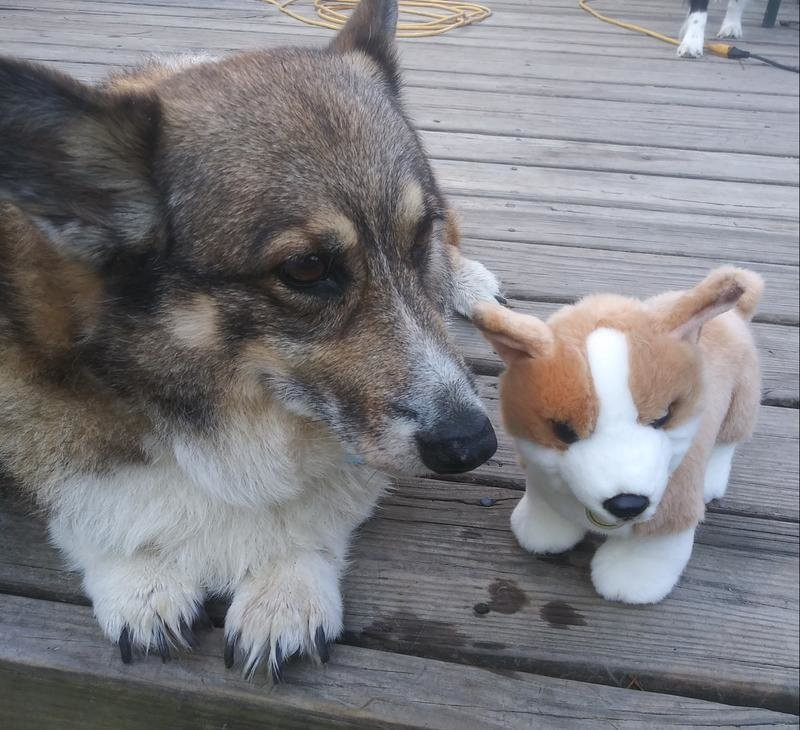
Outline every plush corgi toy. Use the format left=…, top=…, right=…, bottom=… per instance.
left=473, top=267, right=763, bottom=604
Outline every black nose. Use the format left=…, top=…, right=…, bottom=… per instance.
left=416, top=409, right=497, bottom=474
left=603, top=494, right=650, bottom=520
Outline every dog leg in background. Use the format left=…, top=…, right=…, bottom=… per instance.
left=678, top=0, right=709, bottom=57
left=590, top=527, right=695, bottom=603
left=511, top=489, right=587, bottom=554
left=445, top=212, right=504, bottom=318
left=718, top=0, right=749, bottom=38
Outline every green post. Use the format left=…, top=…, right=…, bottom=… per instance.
left=762, top=0, right=781, bottom=27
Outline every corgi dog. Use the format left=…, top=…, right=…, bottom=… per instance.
left=474, top=267, right=763, bottom=603
left=0, top=0, right=502, bottom=679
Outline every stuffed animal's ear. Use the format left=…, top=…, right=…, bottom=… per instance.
left=0, top=57, right=163, bottom=263
left=658, top=267, right=763, bottom=343
left=472, top=301, right=554, bottom=364
left=330, top=0, right=400, bottom=95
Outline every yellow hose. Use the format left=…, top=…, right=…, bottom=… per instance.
left=261, top=0, right=491, bottom=37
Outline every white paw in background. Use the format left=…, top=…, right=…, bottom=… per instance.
left=224, top=553, right=342, bottom=681
left=717, top=21, right=743, bottom=39
left=452, top=256, right=503, bottom=319
left=703, top=443, right=737, bottom=503
left=85, top=558, right=204, bottom=662
left=511, top=492, right=586, bottom=554
left=678, top=14, right=706, bottom=57
left=590, top=528, right=695, bottom=604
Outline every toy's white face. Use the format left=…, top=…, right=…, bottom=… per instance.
left=517, top=328, right=699, bottom=529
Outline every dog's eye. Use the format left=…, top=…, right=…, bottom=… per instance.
left=279, top=254, right=328, bottom=288
left=650, top=410, right=671, bottom=429
left=552, top=420, right=579, bottom=444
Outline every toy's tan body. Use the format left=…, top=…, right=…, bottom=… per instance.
left=474, top=268, right=763, bottom=603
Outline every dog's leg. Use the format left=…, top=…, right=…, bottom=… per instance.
left=678, top=0, right=709, bottom=57
left=451, top=251, right=505, bottom=318
left=444, top=211, right=504, bottom=319
left=224, top=549, right=343, bottom=681
left=511, top=489, right=586, bottom=554
left=718, top=0, right=749, bottom=38
left=591, top=527, right=695, bottom=603
left=57, top=529, right=205, bottom=662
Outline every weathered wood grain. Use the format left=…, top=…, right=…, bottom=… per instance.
left=0, top=485, right=797, bottom=713
left=3, top=594, right=797, bottom=730
left=422, top=131, right=800, bottom=187
left=446, top=195, right=800, bottom=266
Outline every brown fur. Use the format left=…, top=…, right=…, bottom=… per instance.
left=0, top=0, right=485, bottom=498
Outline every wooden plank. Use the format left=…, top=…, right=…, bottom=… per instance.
left=448, top=195, right=799, bottom=266
left=3, top=595, right=796, bottom=730
left=1, top=487, right=797, bottom=714
left=432, top=158, right=798, bottom=221
left=421, top=130, right=800, bottom=188
left=455, top=237, right=799, bottom=325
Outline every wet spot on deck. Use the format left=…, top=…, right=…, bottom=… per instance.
left=486, top=579, right=528, bottom=614
left=540, top=600, right=586, bottom=629
left=473, top=640, right=507, bottom=651
left=360, top=610, right=466, bottom=649
left=460, top=528, right=482, bottom=540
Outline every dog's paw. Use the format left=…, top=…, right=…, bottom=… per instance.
left=85, top=559, right=204, bottom=663
left=224, top=554, right=341, bottom=681
left=452, top=255, right=505, bottom=319
left=511, top=493, right=585, bottom=554
left=677, top=38, right=705, bottom=58
left=590, top=528, right=695, bottom=604
left=717, top=22, right=743, bottom=39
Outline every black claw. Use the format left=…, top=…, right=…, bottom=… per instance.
left=194, top=605, right=213, bottom=631
left=314, top=626, right=330, bottom=664
left=156, top=628, right=171, bottom=663
left=494, top=294, right=508, bottom=305
left=224, top=631, right=239, bottom=669
left=118, top=626, right=132, bottom=665
left=179, top=617, right=198, bottom=649
left=270, top=643, right=285, bottom=685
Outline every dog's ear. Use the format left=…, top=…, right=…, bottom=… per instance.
left=0, top=57, right=163, bottom=263
left=657, top=267, right=757, bottom=343
left=473, top=301, right=554, bottom=364
left=330, top=0, right=400, bottom=95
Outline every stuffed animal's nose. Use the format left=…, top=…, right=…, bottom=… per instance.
left=603, top=494, right=650, bottom=520
left=416, top=409, right=497, bottom=474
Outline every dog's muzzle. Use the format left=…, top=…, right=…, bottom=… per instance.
left=415, top=406, right=497, bottom=474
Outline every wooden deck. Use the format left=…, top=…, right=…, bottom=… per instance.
left=1, top=0, right=798, bottom=727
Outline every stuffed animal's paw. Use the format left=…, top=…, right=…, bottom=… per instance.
left=590, top=528, right=695, bottom=604
left=511, top=493, right=585, bottom=554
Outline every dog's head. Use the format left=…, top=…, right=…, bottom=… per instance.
left=474, top=269, right=756, bottom=527
left=0, top=0, right=496, bottom=476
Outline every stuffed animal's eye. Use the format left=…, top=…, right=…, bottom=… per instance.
left=650, top=410, right=671, bottom=429
left=552, top=420, right=579, bottom=444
